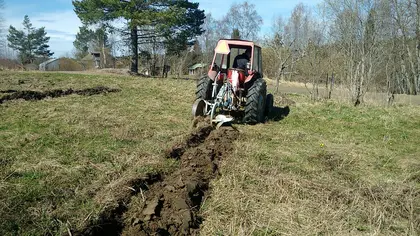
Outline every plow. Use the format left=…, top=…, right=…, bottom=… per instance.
left=192, top=39, right=273, bottom=127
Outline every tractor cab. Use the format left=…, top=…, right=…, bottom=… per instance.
left=208, top=39, right=263, bottom=89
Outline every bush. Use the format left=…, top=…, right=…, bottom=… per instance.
left=59, top=58, right=84, bottom=71
left=0, top=59, right=23, bottom=70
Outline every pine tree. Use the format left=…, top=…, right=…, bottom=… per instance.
left=7, top=15, right=53, bottom=64
left=73, top=25, right=109, bottom=59
left=73, top=0, right=205, bottom=74
left=231, top=28, right=241, bottom=39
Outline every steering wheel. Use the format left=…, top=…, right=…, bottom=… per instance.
left=212, top=63, right=220, bottom=72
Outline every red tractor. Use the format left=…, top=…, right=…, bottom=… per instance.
left=192, top=39, right=273, bottom=125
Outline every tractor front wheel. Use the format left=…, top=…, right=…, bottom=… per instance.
left=244, top=78, right=267, bottom=124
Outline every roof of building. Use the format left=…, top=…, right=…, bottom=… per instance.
left=189, top=63, right=207, bottom=70
left=81, top=54, right=95, bottom=61
left=39, top=58, right=59, bottom=66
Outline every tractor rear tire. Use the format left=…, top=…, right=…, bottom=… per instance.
left=196, top=76, right=214, bottom=100
left=244, top=78, right=267, bottom=124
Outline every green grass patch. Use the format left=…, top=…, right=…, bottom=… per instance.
left=0, top=71, right=195, bottom=235
left=201, top=94, right=420, bottom=235
left=1, top=71, right=419, bottom=235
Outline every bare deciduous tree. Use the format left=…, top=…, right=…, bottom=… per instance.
left=324, top=0, right=384, bottom=105
left=0, top=0, right=5, bottom=58
left=261, top=0, right=420, bottom=104
left=219, top=1, right=263, bottom=41
left=264, top=4, right=319, bottom=93
left=197, top=13, right=219, bottom=63
left=389, top=0, right=420, bottom=95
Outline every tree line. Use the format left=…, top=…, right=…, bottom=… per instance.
left=198, top=0, right=419, bottom=104
left=0, top=1, right=54, bottom=65
left=261, top=0, right=420, bottom=105
left=7, top=15, right=53, bottom=64
left=73, top=0, right=420, bottom=105
left=72, top=0, right=205, bottom=74
left=0, top=0, right=5, bottom=58
left=70, top=1, right=265, bottom=76
left=1, top=0, right=419, bottom=105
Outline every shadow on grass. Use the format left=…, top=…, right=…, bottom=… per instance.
left=267, top=106, right=290, bottom=122
left=217, top=106, right=290, bottom=126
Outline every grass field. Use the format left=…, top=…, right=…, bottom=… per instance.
left=0, top=71, right=419, bottom=235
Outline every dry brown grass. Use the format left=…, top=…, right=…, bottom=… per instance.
left=0, top=59, right=23, bottom=70
left=1, top=71, right=419, bottom=235
left=0, top=71, right=195, bottom=235
left=201, top=94, right=420, bottom=235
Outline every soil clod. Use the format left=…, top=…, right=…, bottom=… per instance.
left=0, top=89, right=18, bottom=93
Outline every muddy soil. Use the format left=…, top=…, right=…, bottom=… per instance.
left=122, top=126, right=238, bottom=235
left=77, top=174, right=163, bottom=236
left=166, top=121, right=214, bottom=160
left=77, top=123, right=238, bottom=236
left=0, top=89, right=18, bottom=93
left=0, top=86, right=121, bottom=104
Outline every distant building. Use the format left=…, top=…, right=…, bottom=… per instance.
left=81, top=52, right=115, bottom=69
left=188, top=63, right=207, bottom=75
left=91, top=52, right=101, bottom=68
left=39, top=58, right=60, bottom=71
left=39, top=58, right=84, bottom=71
left=81, top=54, right=96, bottom=69
left=80, top=53, right=101, bottom=69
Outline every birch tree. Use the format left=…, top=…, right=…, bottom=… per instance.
left=0, top=0, right=5, bottom=58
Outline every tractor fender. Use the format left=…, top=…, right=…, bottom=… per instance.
left=244, top=70, right=261, bottom=83
left=244, top=75, right=259, bottom=87
left=208, top=70, right=217, bottom=81
left=245, top=74, right=254, bottom=84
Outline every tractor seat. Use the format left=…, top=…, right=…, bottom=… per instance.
left=227, top=68, right=246, bottom=83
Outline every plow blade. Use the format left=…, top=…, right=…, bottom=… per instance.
left=192, top=99, right=234, bottom=128
left=212, top=114, right=234, bottom=129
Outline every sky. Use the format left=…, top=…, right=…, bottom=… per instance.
left=2, top=0, right=323, bottom=57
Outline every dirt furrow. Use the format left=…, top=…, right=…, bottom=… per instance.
left=77, top=174, right=163, bottom=236
left=77, top=123, right=238, bottom=236
left=0, top=86, right=121, bottom=104
left=122, top=126, right=238, bottom=235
